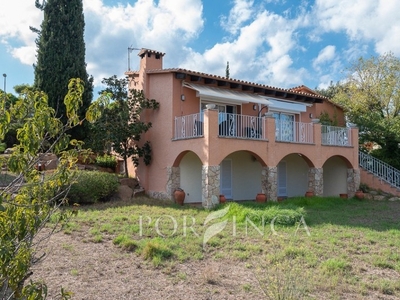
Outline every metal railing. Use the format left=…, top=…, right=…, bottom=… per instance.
left=321, top=125, right=352, bottom=146
left=275, top=120, right=314, bottom=144
left=359, top=151, right=400, bottom=189
left=174, top=113, right=203, bottom=140
left=218, top=113, right=266, bottom=140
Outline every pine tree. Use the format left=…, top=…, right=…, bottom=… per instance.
left=33, top=0, right=93, bottom=140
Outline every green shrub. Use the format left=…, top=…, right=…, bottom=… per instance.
left=0, top=142, right=6, bottom=153
left=96, top=154, right=117, bottom=169
left=68, top=171, right=119, bottom=204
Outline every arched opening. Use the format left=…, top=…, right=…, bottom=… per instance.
left=277, top=153, right=312, bottom=197
left=220, top=151, right=265, bottom=201
left=179, top=151, right=202, bottom=203
left=323, top=156, right=350, bottom=196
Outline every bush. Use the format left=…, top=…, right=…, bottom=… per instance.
left=68, top=171, right=119, bottom=204
left=0, top=142, right=6, bottom=153
left=96, top=154, right=117, bottom=169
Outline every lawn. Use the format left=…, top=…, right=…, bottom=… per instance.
left=33, top=196, right=400, bottom=299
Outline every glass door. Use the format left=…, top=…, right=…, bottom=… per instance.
left=273, top=112, right=294, bottom=141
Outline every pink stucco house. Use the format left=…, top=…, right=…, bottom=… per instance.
left=125, top=48, right=359, bottom=207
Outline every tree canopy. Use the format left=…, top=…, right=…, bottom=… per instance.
left=332, top=53, right=400, bottom=168
left=86, top=75, right=159, bottom=177
left=33, top=0, right=93, bottom=141
left=0, top=79, right=107, bottom=299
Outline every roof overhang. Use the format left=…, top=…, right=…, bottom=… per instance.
left=183, top=83, right=272, bottom=106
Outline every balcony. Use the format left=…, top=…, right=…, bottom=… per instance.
left=321, top=125, right=352, bottom=146
left=275, top=120, right=314, bottom=144
left=174, top=112, right=354, bottom=147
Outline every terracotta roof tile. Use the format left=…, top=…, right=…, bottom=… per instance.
left=145, top=68, right=329, bottom=101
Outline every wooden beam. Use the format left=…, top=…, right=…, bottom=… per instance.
left=242, top=85, right=254, bottom=92
left=175, top=73, right=186, bottom=80
left=230, top=83, right=241, bottom=89
left=190, top=75, right=202, bottom=81
left=204, top=78, right=216, bottom=84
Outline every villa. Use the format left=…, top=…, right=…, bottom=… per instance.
left=125, top=48, right=359, bottom=207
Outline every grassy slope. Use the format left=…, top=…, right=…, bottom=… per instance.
left=61, top=196, right=400, bottom=299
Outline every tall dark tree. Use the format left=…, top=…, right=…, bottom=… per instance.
left=32, top=0, right=93, bottom=140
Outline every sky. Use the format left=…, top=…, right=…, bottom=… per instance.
left=1, top=0, right=400, bottom=97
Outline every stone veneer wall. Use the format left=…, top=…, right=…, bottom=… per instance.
left=166, top=166, right=180, bottom=200
left=263, top=166, right=277, bottom=201
left=347, top=168, right=360, bottom=198
left=147, top=166, right=180, bottom=201
left=202, top=165, right=220, bottom=208
left=308, top=168, right=323, bottom=196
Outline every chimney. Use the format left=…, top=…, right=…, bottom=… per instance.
left=138, top=48, right=165, bottom=72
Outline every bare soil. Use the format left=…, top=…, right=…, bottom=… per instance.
left=31, top=228, right=266, bottom=300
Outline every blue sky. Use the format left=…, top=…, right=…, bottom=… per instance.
left=1, top=0, right=400, bottom=96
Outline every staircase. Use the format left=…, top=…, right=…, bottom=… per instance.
left=359, top=151, right=400, bottom=196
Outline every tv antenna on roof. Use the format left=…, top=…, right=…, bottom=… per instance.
left=128, top=46, right=140, bottom=71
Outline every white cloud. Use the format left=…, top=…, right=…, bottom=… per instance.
left=0, top=0, right=42, bottom=62
left=0, top=0, right=204, bottom=89
left=220, top=0, right=255, bottom=34
left=180, top=6, right=309, bottom=88
left=83, top=0, right=204, bottom=86
left=313, top=0, right=400, bottom=56
left=312, top=45, right=335, bottom=70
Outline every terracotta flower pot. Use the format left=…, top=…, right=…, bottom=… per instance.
left=305, top=191, right=314, bottom=197
left=256, top=193, right=266, bottom=203
left=339, top=193, right=348, bottom=199
left=355, top=190, right=364, bottom=199
left=219, top=194, right=226, bottom=204
left=174, top=188, right=185, bottom=205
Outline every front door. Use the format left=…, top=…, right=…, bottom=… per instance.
left=220, top=159, right=232, bottom=199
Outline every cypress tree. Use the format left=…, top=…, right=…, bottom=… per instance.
left=33, top=0, right=93, bottom=140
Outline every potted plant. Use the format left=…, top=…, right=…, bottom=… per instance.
left=174, top=188, right=185, bottom=205
left=256, top=193, right=266, bottom=203
left=305, top=191, right=314, bottom=197
left=355, top=190, right=364, bottom=199
left=219, top=194, right=226, bottom=204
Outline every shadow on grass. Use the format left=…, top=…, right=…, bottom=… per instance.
left=282, top=196, right=400, bottom=231
left=72, top=195, right=400, bottom=231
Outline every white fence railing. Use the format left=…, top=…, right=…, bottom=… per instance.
left=275, top=121, right=314, bottom=144
left=359, top=151, right=400, bottom=189
left=218, top=113, right=266, bottom=140
left=174, top=113, right=203, bottom=140
left=321, top=125, right=352, bottom=146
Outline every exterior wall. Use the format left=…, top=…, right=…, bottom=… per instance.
left=125, top=50, right=358, bottom=203
left=282, top=154, right=309, bottom=197
left=316, top=101, right=345, bottom=126
left=360, top=168, right=400, bottom=197
left=180, top=152, right=202, bottom=203
left=225, top=151, right=263, bottom=200
left=130, top=72, right=175, bottom=193
left=323, top=156, right=348, bottom=196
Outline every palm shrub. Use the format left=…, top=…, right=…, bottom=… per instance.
left=68, top=171, right=119, bottom=204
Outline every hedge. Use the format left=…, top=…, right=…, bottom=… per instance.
left=68, top=171, right=119, bottom=204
